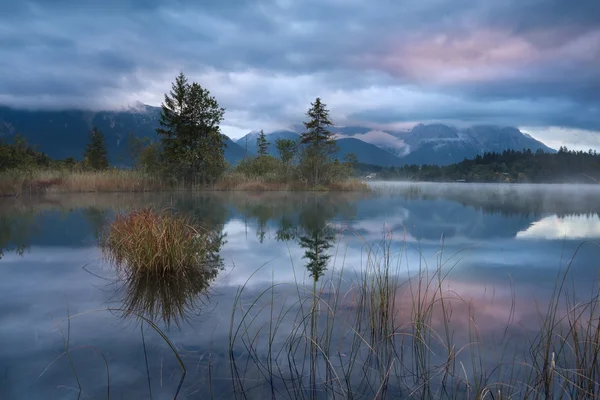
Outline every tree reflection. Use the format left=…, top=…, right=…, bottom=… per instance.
left=0, top=212, right=35, bottom=260
left=235, top=193, right=348, bottom=282
left=299, top=226, right=336, bottom=281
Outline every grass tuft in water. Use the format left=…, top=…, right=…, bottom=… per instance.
left=101, top=207, right=225, bottom=328
left=102, top=207, right=214, bottom=275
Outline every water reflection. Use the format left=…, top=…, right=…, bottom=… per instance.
left=235, top=194, right=347, bottom=280
left=112, top=230, right=226, bottom=329
left=103, top=206, right=228, bottom=330
left=0, top=213, right=32, bottom=259
left=1, top=187, right=600, bottom=398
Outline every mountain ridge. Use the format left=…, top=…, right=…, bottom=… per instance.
left=0, top=103, right=555, bottom=167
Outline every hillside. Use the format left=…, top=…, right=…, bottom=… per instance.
left=236, top=130, right=299, bottom=156
left=335, top=138, right=404, bottom=166
left=0, top=105, right=247, bottom=165
left=335, top=123, right=555, bottom=165
left=0, top=103, right=556, bottom=168
left=361, top=147, right=599, bottom=183
left=237, top=130, right=405, bottom=166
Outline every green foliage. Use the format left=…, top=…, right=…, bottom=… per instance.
left=0, top=134, right=51, bottom=172
left=63, top=157, right=77, bottom=169
left=234, top=155, right=283, bottom=178
left=256, top=130, right=269, bottom=157
left=363, top=148, right=600, bottom=183
left=83, top=127, right=109, bottom=171
left=275, top=138, right=298, bottom=164
left=299, top=98, right=338, bottom=185
left=300, top=97, right=335, bottom=150
left=125, top=132, right=150, bottom=169
left=156, top=72, right=227, bottom=184
left=138, top=142, right=162, bottom=173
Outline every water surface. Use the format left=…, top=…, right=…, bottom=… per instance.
left=1, top=184, right=599, bottom=399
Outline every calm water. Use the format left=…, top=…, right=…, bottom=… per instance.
left=1, top=183, right=599, bottom=399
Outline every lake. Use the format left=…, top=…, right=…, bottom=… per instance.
left=1, top=182, right=599, bottom=399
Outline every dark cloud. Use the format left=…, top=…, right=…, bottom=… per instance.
left=0, top=0, right=598, bottom=136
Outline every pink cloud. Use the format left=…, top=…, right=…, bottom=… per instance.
left=364, top=28, right=600, bottom=85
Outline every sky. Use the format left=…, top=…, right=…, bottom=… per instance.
left=0, top=0, right=599, bottom=146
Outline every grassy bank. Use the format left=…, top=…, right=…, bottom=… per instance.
left=0, top=169, right=369, bottom=196
left=0, top=169, right=166, bottom=196
left=210, top=171, right=369, bottom=192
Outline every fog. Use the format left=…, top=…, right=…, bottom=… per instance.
left=369, top=181, right=600, bottom=216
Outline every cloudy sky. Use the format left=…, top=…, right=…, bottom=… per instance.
left=1, top=0, right=599, bottom=146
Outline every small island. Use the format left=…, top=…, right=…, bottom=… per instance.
left=0, top=73, right=367, bottom=196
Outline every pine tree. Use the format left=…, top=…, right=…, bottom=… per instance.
left=256, top=130, right=269, bottom=157
left=300, top=98, right=335, bottom=148
left=83, top=127, right=109, bottom=170
left=299, top=98, right=337, bottom=185
left=156, top=72, right=226, bottom=184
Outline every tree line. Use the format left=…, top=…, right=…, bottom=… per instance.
left=361, top=147, right=600, bottom=183
left=0, top=72, right=357, bottom=186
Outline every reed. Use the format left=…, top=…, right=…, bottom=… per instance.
left=227, top=234, right=600, bottom=399
left=0, top=169, right=167, bottom=196
left=211, top=172, right=370, bottom=192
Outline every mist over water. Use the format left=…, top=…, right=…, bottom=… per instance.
left=0, top=184, right=599, bottom=398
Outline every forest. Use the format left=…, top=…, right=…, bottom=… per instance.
left=359, top=147, right=600, bottom=183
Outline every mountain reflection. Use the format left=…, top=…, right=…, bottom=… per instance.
left=2, top=186, right=600, bottom=264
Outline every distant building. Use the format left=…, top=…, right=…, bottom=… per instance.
left=455, top=179, right=466, bottom=183
left=365, top=173, right=377, bottom=179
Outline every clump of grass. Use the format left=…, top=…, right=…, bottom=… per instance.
left=102, top=207, right=226, bottom=327
left=102, top=207, right=214, bottom=275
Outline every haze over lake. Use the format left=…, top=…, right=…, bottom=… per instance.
left=1, top=183, right=599, bottom=399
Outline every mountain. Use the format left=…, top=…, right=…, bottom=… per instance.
left=0, top=105, right=247, bottom=165
left=237, top=129, right=405, bottom=166
left=0, top=102, right=555, bottom=168
left=335, top=123, right=555, bottom=166
left=236, top=130, right=299, bottom=156
left=335, top=138, right=405, bottom=166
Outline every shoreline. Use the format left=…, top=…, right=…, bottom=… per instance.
left=0, top=169, right=370, bottom=196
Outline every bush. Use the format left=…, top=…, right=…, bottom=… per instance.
left=234, top=155, right=284, bottom=178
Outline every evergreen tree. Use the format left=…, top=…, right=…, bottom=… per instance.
left=83, top=127, right=109, bottom=170
left=300, top=97, right=335, bottom=148
left=299, top=98, right=337, bottom=185
left=156, top=72, right=226, bottom=184
left=256, top=130, right=269, bottom=157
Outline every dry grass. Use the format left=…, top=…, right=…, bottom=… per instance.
left=101, top=207, right=215, bottom=275
left=101, top=207, right=226, bottom=328
left=0, top=169, right=370, bottom=195
left=211, top=172, right=370, bottom=192
left=0, top=169, right=167, bottom=196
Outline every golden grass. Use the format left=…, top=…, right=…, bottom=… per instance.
left=101, top=207, right=214, bottom=275
left=0, top=169, right=370, bottom=196
left=0, top=169, right=167, bottom=196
